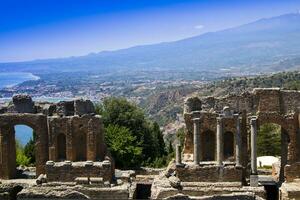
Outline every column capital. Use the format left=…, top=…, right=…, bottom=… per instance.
left=233, top=113, right=240, bottom=119
left=192, top=118, right=201, bottom=122
left=217, top=116, right=224, bottom=124
left=250, top=117, right=257, bottom=125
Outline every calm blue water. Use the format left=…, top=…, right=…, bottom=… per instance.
left=0, top=72, right=39, bottom=89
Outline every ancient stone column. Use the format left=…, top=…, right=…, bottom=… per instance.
left=193, top=118, right=201, bottom=165
left=250, top=117, right=257, bottom=174
left=176, top=144, right=182, bottom=166
left=250, top=117, right=258, bottom=187
left=234, top=114, right=242, bottom=167
left=216, top=117, right=223, bottom=166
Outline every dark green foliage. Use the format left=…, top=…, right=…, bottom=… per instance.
left=24, top=131, right=36, bottom=165
left=97, top=97, right=168, bottom=168
left=152, top=122, right=166, bottom=157
left=257, top=123, right=281, bottom=157
left=167, top=141, right=174, bottom=155
left=176, top=128, right=185, bottom=146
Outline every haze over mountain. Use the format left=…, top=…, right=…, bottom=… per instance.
left=1, top=13, right=300, bottom=74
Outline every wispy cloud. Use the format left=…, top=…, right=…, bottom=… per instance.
left=194, top=24, right=204, bottom=30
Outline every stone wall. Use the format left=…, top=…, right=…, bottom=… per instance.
left=0, top=95, right=113, bottom=180
left=198, top=88, right=300, bottom=115
left=0, top=113, right=48, bottom=178
left=176, top=164, right=243, bottom=182
left=182, top=88, right=300, bottom=182
left=47, top=115, right=106, bottom=162
left=45, top=161, right=113, bottom=182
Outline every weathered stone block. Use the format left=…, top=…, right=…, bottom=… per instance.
left=75, top=177, right=89, bottom=185
left=12, top=94, right=35, bottom=113
left=184, top=97, right=202, bottom=113
left=56, top=101, right=74, bottom=116
left=74, top=99, right=95, bottom=116
left=176, top=163, right=243, bottom=182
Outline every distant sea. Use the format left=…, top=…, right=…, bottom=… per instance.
left=0, top=72, right=39, bottom=89
left=0, top=72, right=40, bottom=146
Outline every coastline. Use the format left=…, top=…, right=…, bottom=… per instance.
left=0, top=72, right=40, bottom=89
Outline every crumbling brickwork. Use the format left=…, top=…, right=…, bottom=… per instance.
left=176, top=164, right=243, bottom=182
left=183, top=88, right=300, bottom=182
left=0, top=95, right=113, bottom=182
left=152, top=88, right=299, bottom=200
left=45, top=161, right=112, bottom=182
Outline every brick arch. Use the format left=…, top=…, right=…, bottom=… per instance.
left=256, top=119, right=290, bottom=182
left=256, top=112, right=296, bottom=163
left=257, top=113, right=289, bottom=130
left=0, top=114, right=49, bottom=179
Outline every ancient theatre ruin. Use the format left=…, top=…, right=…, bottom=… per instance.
left=0, top=88, right=300, bottom=199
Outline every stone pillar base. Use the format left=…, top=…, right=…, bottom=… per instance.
left=250, top=175, right=259, bottom=187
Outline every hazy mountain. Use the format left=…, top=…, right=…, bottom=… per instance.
left=1, top=13, right=300, bottom=73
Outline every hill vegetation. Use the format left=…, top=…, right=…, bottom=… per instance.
left=143, top=71, right=300, bottom=124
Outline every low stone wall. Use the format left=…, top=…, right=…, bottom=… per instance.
left=151, top=175, right=266, bottom=199
left=176, top=163, right=243, bottom=182
left=280, top=180, right=300, bottom=200
left=285, top=162, right=300, bottom=182
left=45, top=161, right=112, bottom=182
left=17, top=183, right=131, bottom=200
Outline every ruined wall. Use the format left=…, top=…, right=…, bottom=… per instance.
left=183, top=111, right=247, bottom=163
left=200, top=88, right=300, bottom=115
left=176, top=164, right=243, bottom=182
left=45, top=161, right=112, bottom=182
left=0, top=113, right=48, bottom=178
left=183, top=88, right=300, bottom=181
left=0, top=95, right=112, bottom=180
left=47, top=115, right=106, bottom=162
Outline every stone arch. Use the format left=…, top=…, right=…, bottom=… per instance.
left=0, top=114, right=48, bottom=179
left=256, top=120, right=290, bottom=182
left=57, top=133, right=67, bottom=161
left=256, top=113, right=295, bottom=163
left=223, top=131, right=235, bottom=161
left=202, top=130, right=216, bottom=161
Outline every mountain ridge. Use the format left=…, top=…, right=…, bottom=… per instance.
left=1, top=12, right=300, bottom=73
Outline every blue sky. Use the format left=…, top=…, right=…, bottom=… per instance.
left=0, top=0, right=300, bottom=62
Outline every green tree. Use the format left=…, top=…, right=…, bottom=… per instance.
left=97, top=97, right=168, bottom=168
left=105, top=124, right=142, bottom=168
left=257, top=123, right=281, bottom=156
left=16, top=140, right=30, bottom=166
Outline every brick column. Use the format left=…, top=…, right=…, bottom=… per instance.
left=66, top=118, right=74, bottom=161
left=234, top=114, right=242, bottom=167
left=216, top=117, right=223, bottom=166
left=193, top=118, right=201, bottom=165
left=87, top=118, right=97, bottom=161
